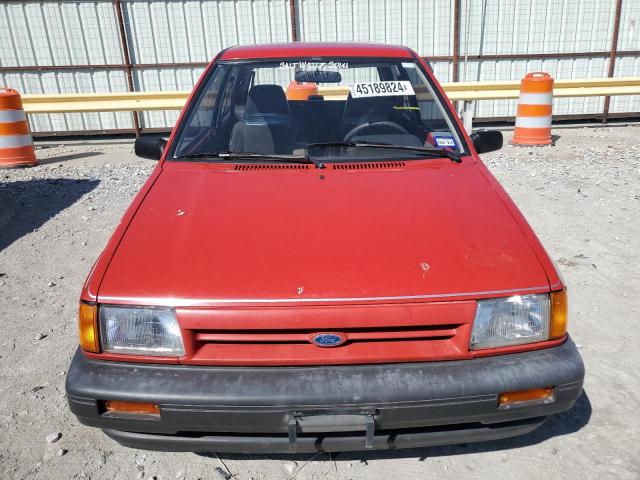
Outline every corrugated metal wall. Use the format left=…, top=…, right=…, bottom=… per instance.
left=0, top=0, right=293, bottom=132
left=125, top=0, right=292, bottom=128
left=458, top=0, right=615, bottom=118
left=0, top=1, right=132, bottom=132
left=298, top=0, right=639, bottom=118
left=297, top=0, right=453, bottom=82
left=0, top=0, right=638, bottom=134
left=611, top=0, right=640, bottom=113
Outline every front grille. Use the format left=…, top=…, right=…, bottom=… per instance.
left=184, top=322, right=472, bottom=366
left=177, top=301, right=475, bottom=366
left=194, top=324, right=460, bottom=345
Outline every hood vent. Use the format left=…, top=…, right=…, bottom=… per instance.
left=232, top=162, right=406, bottom=171
left=331, top=161, right=406, bottom=170
left=234, top=164, right=310, bottom=171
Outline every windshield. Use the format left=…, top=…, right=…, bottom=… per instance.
left=170, top=57, right=466, bottom=162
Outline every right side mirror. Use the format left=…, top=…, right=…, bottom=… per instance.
left=134, top=136, right=167, bottom=161
left=471, top=130, right=503, bottom=154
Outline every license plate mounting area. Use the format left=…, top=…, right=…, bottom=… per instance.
left=287, top=408, right=378, bottom=450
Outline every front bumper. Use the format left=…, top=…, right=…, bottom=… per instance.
left=66, top=338, right=584, bottom=453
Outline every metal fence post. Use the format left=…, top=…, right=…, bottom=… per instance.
left=290, top=0, right=299, bottom=41
left=602, top=0, right=623, bottom=124
left=113, top=0, right=141, bottom=136
left=452, top=0, right=460, bottom=84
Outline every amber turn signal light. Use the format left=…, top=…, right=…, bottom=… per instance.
left=103, top=400, right=160, bottom=415
left=550, top=290, right=568, bottom=339
left=499, top=386, right=554, bottom=405
left=78, top=302, right=99, bottom=353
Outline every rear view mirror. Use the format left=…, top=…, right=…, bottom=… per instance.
left=295, top=70, right=342, bottom=83
left=471, top=130, right=503, bottom=154
left=135, top=136, right=167, bottom=161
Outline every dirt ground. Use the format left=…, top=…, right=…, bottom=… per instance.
left=1, top=126, right=639, bottom=480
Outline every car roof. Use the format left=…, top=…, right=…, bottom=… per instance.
left=220, top=42, right=415, bottom=60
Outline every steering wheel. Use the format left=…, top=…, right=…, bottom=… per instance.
left=343, top=121, right=409, bottom=141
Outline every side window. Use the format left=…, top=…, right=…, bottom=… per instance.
left=190, top=67, right=227, bottom=128
left=229, top=67, right=254, bottom=121
left=216, top=67, right=239, bottom=126
left=174, top=65, right=229, bottom=156
left=402, top=63, right=448, bottom=130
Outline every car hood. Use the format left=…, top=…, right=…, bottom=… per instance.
left=97, top=161, right=550, bottom=306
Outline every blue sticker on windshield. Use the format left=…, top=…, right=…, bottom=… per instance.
left=432, top=136, right=456, bottom=148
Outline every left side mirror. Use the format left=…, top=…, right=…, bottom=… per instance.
left=135, top=136, right=167, bottom=161
left=470, top=130, right=503, bottom=154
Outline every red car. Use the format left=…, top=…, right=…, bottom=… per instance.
left=66, top=43, right=584, bottom=453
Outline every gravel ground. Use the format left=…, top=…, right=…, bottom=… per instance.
left=1, top=126, right=639, bottom=480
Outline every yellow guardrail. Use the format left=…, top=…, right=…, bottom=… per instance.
left=20, top=77, right=640, bottom=114
left=443, top=77, right=640, bottom=101
left=21, top=91, right=190, bottom=114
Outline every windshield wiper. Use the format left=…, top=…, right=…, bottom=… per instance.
left=307, top=141, right=462, bottom=163
left=175, top=151, right=323, bottom=167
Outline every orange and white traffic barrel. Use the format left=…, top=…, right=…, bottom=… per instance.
left=286, top=81, right=318, bottom=100
left=0, top=88, right=37, bottom=168
left=512, top=72, right=554, bottom=146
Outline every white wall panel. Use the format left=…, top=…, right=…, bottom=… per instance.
left=0, top=0, right=639, bottom=133
left=461, top=57, right=610, bottom=118
left=456, top=0, right=628, bottom=119
left=298, top=0, right=453, bottom=57
left=0, top=0, right=292, bottom=133
left=0, top=1, right=128, bottom=132
left=125, top=0, right=291, bottom=64
left=0, top=1, right=122, bottom=67
left=459, top=0, right=615, bottom=57
left=0, top=68, right=133, bottom=133
left=430, top=61, right=453, bottom=83
left=134, top=67, right=205, bottom=128
left=610, top=1, right=640, bottom=114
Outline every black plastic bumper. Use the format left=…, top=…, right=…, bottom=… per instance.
left=66, top=338, right=584, bottom=453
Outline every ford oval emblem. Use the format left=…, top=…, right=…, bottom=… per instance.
left=311, top=333, right=346, bottom=347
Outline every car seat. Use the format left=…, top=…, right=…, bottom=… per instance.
left=229, top=85, right=305, bottom=154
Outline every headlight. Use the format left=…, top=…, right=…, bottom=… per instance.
left=470, top=294, right=550, bottom=350
left=99, top=306, right=184, bottom=356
